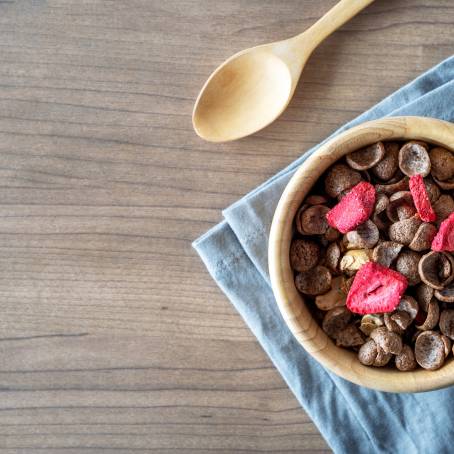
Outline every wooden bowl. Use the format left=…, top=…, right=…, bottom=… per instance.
left=269, top=116, right=454, bottom=393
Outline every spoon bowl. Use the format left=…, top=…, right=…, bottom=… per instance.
left=193, top=0, right=375, bottom=142
left=193, top=50, right=292, bottom=142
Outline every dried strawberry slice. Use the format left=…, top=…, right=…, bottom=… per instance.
left=432, top=213, right=454, bottom=252
left=409, top=174, right=436, bottom=222
left=326, top=182, right=376, bottom=234
left=346, top=262, right=408, bottom=315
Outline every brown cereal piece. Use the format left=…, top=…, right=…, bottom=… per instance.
left=435, top=282, right=454, bottom=303
left=295, top=266, right=332, bottom=296
left=433, top=195, right=454, bottom=227
left=418, top=251, right=454, bottom=290
left=376, top=177, right=409, bottom=196
left=325, top=242, right=341, bottom=273
left=290, top=239, right=320, bottom=272
left=415, top=330, right=445, bottom=370
left=372, top=241, right=403, bottom=267
left=388, top=215, right=422, bottom=246
left=395, top=344, right=417, bottom=371
left=306, top=194, right=329, bottom=205
left=370, top=326, right=403, bottom=355
left=408, top=223, right=438, bottom=252
left=384, top=311, right=412, bottom=334
left=315, top=276, right=346, bottom=311
left=358, top=339, right=392, bottom=367
left=298, top=205, right=330, bottom=235
left=397, top=295, right=419, bottom=321
left=416, top=299, right=439, bottom=331
left=374, top=193, right=389, bottom=215
left=439, top=310, right=454, bottom=340
left=398, top=141, right=431, bottom=177
left=322, top=306, right=352, bottom=339
left=396, top=250, right=422, bottom=286
left=324, top=164, right=362, bottom=198
left=325, top=226, right=341, bottom=242
left=372, top=142, right=399, bottom=181
left=387, top=191, right=415, bottom=223
left=359, top=314, right=384, bottom=336
left=441, top=335, right=452, bottom=357
left=433, top=175, right=454, bottom=191
left=416, top=283, right=435, bottom=311
left=341, top=276, right=355, bottom=295
left=429, top=147, right=454, bottom=182
left=344, top=220, right=379, bottom=250
left=422, top=179, right=441, bottom=204
left=335, top=324, right=366, bottom=347
left=346, top=142, right=386, bottom=171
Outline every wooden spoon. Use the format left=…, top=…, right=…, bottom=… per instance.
left=193, top=0, right=375, bottom=142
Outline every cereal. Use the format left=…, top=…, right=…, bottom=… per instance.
left=290, top=140, right=453, bottom=371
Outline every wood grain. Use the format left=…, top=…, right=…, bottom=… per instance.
left=0, top=0, right=452, bottom=451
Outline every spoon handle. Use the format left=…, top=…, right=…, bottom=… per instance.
left=297, top=0, right=375, bottom=52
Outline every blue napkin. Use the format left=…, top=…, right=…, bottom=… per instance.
left=193, top=55, right=454, bottom=454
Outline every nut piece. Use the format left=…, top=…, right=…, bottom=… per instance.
left=290, top=239, right=320, bottom=272
left=298, top=205, right=330, bottom=235
left=344, top=220, right=379, bottom=250
left=315, top=276, right=346, bottom=311
left=295, top=266, right=332, bottom=296
left=359, top=314, right=384, bottom=336
left=388, top=215, right=422, bottom=246
left=372, top=142, right=399, bottom=181
left=322, top=306, right=352, bottom=339
left=335, top=324, right=365, bottom=347
left=370, top=326, right=403, bottom=355
left=398, top=141, right=431, bottom=177
left=408, top=223, right=438, bottom=252
left=395, top=344, right=417, bottom=371
left=346, top=142, right=385, bottom=171
left=418, top=251, right=454, bottom=290
left=415, top=330, right=445, bottom=370
left=325, top=242, right=341, bottom=273
left=372, top=241, right=403, bottom=267
left=435, top=282, right=454, bottom=303
left=429, top=147, right=454, bottom=182
left=396, top=250, right=422, bottom=286
left=439, top=310, right=454, bottom=340
left=416, top=299, right=439, bottom=331
left=416, top=283, right=434, bottom=311
left=324, top=164, right=362, bottom=198
left=339, top=249, right=371, bottom=274
left=384, top=311, right=412, bottom=334
left=433, top=195, right=454, bottom=227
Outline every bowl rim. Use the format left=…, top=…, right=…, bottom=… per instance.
left=268, top=116, right=454, bottom=393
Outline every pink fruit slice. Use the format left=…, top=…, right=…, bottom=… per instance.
left=432, top=213, right=454, bottom=252
left=409, top=174, right=436, bottom=222
left=326, top=182, right=376, bottom=234
left=346, top=262, right=408, bottom=315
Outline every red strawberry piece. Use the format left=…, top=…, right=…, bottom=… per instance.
left=346, top=262, right=408, bottom=315
left=432, top=212, right=454, bottom=252
left=409, top=174, right=436, bottom=222
left=326, top=182, right=376, bottom=234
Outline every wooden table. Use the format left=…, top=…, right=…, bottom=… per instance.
left=0, top=1, right=452, bottom=452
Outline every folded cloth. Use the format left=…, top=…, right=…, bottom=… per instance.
left=193, top=55, right=454, bottom=454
